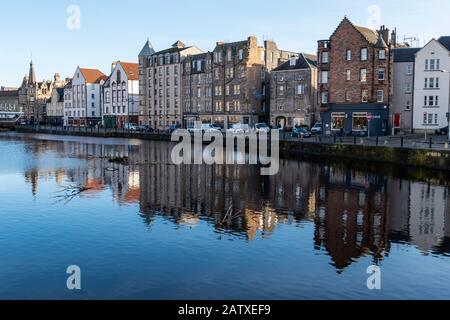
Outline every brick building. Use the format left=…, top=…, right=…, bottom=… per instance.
left=318, top=17, right=395, bottom=136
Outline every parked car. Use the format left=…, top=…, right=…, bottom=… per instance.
left=136, top=125, right=154, bottom=133
left=254, top=123, right=271, bottom=133
left=228, top=123, right=250, bottom=134
left=124, top=123, right=138, bottom=131
left=435, top=126, right=449, bottom=135
left=292, top=127, right=312, bottom=138
left=168, top=124, right=179, bottom=134
left=188, top=124, right=221, bottom=134
left=310, top=122, right=323, bottom=135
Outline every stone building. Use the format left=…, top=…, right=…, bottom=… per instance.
left=102, top=61, right=139, bottom=128
left=318, top=17, right=396, bottom=136
left=269, top=53, right=318, bottom=129
left=182, top=52, right=214, bottom=127
left=18, top=61, right=68, bottom=124
left=46, top=87, right=65, bottom=125
left=138, top=40, right=203, bottom=130
left=391, top=47, right=421, bottom=133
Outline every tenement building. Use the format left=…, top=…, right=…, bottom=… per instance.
left=138, top=40, right=203, bottom=130
left=102, top=61, right=139, bottom=128
left=391, top=47, right=421, bottom=133
left=318, top=17, right=396, bottom=136
left=64, top=67, right=107, bottom=126
left=210, top=36, right=297, bottom=128
left=0, top=88, right=22, bottom=124
left=412, top=37, right=450, bottom=132
left=269, top=53, right=318, bottom=129
left=182, top=52, right=213, bottom=127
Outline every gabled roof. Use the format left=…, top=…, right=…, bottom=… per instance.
left=153, top=45, right=193, bottom=56
left=139, top=40, right=156, bottom=57
left=393, top=47, right=421, bottom=63
left=332, top=17, right=379, bottom=45
left=79, top=68, right=107, bottom=83
left=438, top=36, right=450, bottom=51
left=273, top=53, right=317, bottom=72
left=118, top=62, right=139, bottom=80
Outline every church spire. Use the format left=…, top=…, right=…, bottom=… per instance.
left=28, top=60, right=36, bottom=85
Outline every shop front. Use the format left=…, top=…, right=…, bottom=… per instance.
left=322, top=104, right=389, bottom=136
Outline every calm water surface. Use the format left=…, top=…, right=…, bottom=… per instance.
left=0, top=132, right=449, bottom=300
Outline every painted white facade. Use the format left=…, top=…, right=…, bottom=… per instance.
left=65, top=67, right=105, bottom=126
left=63, top=84, right=72, bottom=126
left=413, top=39, right=450, bottom=131
left=102, top=62, right=140, bottom=127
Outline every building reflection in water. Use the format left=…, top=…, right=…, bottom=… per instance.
left=19, top=136, right=449, bottom=271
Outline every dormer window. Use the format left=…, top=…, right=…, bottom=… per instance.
left=289, top=57, right=296, bottom=66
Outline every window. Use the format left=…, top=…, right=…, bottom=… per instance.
left=321, top=91, right=328, bottom=104
left=362, top=89, right=369, bottom=103
left=320, top=71, right=328, bottom=84
left=345, top=91, right=351, bottom=102
left=379, top=49, right=386, bottom=59
left=425, top=59, right=429, bottom=70
left=361, top=48, right=368, bottom=61
left=226, top=85, right=230, bottom=95
left=429, top=77, right=434, bottom=88
left=238, top=49, right=244, bottom=60
left=234, top=84, right=240, bottom=95
left=227, top=49, right=232, bottom=62
left=436, top=77, right=440, bottom=88
left=407, top=64, right=413, bottom=75
left=331, top=112, right=345, bottom=130
left=352, top=112, right=368, bottom=131
left=279, top=85, right=285, bottom=95
left=378, top=68, right=385, bottom=81
left=425, top=78, right=428, bottom=88
left=346, top=49, right=352, bottom=61
left=377, top=90, right=384, bottom=102
left=360, top=69, right=367, bottom=82
left=346, top=70, right=351, bottom=81
left=197, top=87, right=201, bottom=98
left=406, top=82, right=412, bottom=93
left=297, top=84, right=305, bottom=95
left=430, top=59, right=436, bottom=70
left=322, top=52, right=329, bottom=63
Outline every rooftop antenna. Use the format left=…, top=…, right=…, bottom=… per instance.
left=404, top=35, right=420, bottom=48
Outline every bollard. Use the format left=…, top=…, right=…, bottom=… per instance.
left=354, top=136, right=357, bottom=145
left=429, top=137, right=432, bottom=149
left=401, top=137, right=404, bottom=148
left=376, top=136, right=379, bottom=146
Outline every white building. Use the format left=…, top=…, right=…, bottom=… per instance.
left=64, top=67, right=106, bottom=126
left=413, top=37, right=450, bottom=131
left=102, top=61, right=139, bottom=128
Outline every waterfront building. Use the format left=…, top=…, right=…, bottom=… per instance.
left=269, top=53, right=318, bottom=129
left=18, top=61, right=67, bottom=124
left=138, top=40, right=203, bottom=130
left=182, top=52, right=214, bottom=127
left=102, top=61, right=139, bottom=128
left=412, top=37, right=450, bottom=132
left=65, top=67, right=107, bottom=126
left=391, top=47, right=421, bottom=133
left=210, top=36, right=297, bottom=128
left=0, top=88, right=22, bottom=124
left=46, top=87, right=65, bottom=125
left=318, top=17, right=396, bottom=136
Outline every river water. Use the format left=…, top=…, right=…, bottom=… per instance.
left=0, top=132, right=449, bottom=300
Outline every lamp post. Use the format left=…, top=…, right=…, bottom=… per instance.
left=440, top=70, right=450, bottom=142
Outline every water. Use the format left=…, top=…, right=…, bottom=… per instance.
left=0, top=132, right=449, bottom=300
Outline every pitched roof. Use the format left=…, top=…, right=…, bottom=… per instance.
left=118, top=62, right=139, bottom=80
left=273, top=53, right=317, bottom=71
left=393, top=47, right=421, bottom=63
left=153, top=45, right=192, bottom=56
left=139, top=40, right=156, bottom=57
left=333, top=17, right=379, bottom=45
left=375, top=34, right=388, bottom=48
left=79, top=68, right=107, bottom=83
left=438, top=36, right=450, bottom=51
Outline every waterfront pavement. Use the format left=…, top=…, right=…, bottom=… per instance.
left=13, top=125, right=450, bottom=151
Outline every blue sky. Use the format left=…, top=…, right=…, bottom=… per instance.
left=0, top=0, right=449, bottom=86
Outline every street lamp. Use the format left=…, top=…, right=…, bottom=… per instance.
left=440, top=70, right=450, bottom=142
